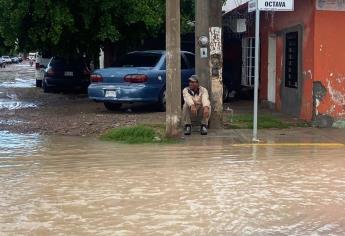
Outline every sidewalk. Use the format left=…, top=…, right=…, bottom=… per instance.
left=185, top=100, right=345, bottom=145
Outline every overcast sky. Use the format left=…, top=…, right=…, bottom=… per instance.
left=223, top=0, right=249, bottom=12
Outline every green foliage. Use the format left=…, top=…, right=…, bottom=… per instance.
left=0, top=0, right=195, bottom=59
left=0, top=36, right=10, bottom=54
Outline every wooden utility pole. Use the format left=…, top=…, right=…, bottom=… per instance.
left=209, top=0, right=223, bottom=129
left=195, top=0, right=210, bottom=90
left=166, top=0, right=182, bottom=138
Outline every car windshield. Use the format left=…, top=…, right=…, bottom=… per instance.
left=50, top=58, right=86, bottom=68
left=117, top=53, right=162, bottom=67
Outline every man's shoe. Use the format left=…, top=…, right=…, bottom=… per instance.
left=184, top=125, right=192, bottom=135
left=200, top=125, right=208, bottom=135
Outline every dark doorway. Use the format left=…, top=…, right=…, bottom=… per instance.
left=281, top=27, right=303, bottom=117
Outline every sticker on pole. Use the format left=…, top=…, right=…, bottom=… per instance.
left=258, top=0, right=294, bottom=11
left=209, top=27, right=222, bottom=55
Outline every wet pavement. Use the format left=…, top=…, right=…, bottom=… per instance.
left=1, top=132, right=345, bottom=235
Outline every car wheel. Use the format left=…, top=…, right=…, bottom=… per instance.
left=36, top=79, right=42, bottom=88
left=223, top=84, right=230, bottom=102
left=104, top=102, right=122, bottom=111
left=157, top=89, right=166, bottom=112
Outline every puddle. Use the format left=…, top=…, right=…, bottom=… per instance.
left=0, top=98, right=38, bottom=110
left=0, top=119, right=28, bottom=125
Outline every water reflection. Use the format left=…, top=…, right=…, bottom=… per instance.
left=0, top=120, right=27, bottom=125
left=0, top=134, right=345, bottom=235
left=0, top=131, right=42, bottom=158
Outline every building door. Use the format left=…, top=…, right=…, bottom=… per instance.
left=268, top=35, right=276, bottom=104
left=281, top=28, right=302, bottom=117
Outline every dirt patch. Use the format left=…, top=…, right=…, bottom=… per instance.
left=0, top=88, right=165, bottom=137
left=0, top=64, right=165, bottom=137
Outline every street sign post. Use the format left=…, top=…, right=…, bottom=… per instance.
left=252, top=0, right=294, bottom=142
left=253, top=1, right=260, bottom=142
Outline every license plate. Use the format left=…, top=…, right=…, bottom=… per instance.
left=105, top=90, right=117, bottom=98
left=64, top=71, right=73, bottom=76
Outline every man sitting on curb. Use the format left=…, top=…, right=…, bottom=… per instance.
left=182, top=75, right=211, bottom=135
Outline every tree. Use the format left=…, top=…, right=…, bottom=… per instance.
left=0, top=0, right=195, bottom=62
left=0, top=36, right=11, bottom=55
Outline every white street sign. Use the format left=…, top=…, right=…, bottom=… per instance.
left=248, top=0, right=257, bottom=12
left=258, top=0, right=294, bottom=11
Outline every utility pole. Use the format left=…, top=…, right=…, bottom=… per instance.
left=209, top=0, right=223, bottom=129
left=166, top=0, right=182, bottom=138
left=195, top=0, right=210, bottom=90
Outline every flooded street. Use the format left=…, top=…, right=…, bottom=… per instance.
left=1, top=132, right=345, bottom=235
left=1, top=63, right=345, bottom=235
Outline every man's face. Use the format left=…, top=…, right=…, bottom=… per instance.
left=189, top=80, right=199, bottom=90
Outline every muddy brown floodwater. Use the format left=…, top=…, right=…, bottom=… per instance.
left=1, top=132, right=345, bottom=235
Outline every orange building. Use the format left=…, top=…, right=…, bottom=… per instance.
left=224, top=0, right=345, bottom=127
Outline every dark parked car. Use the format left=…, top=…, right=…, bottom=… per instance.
left=88, top=50, right=195, bottom=111
left=42, top=57, right=91, bottom=93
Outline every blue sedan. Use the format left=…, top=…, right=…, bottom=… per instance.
left=88, top=50, right=195, bottom=111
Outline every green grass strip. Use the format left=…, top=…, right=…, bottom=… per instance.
left=101, top=124, right=170, bottom=144
left=227, top=114, right=290, bottom=129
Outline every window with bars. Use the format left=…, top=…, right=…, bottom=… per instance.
left=284, top=32, right=299, bottom=88
left=241, top=37, right=256, bottom=87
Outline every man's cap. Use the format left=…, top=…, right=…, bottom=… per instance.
left=188, top=75, right=199, bottom=82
